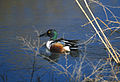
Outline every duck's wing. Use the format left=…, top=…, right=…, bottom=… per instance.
left=54, top=38, right=79, bottom=44
left=62, top=39, right=79, bottom=44
left=53, top=38, right=79, bottom=50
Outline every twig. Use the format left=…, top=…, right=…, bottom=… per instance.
left=75, top=0, right=120, bottom=63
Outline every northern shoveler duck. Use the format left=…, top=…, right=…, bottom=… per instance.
left=39, top=29, right=79, bottom=54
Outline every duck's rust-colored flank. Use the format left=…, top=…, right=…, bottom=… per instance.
left=50, top=43, right=65, bottom=53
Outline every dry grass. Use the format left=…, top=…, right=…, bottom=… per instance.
left=75, top=0, right=120, bottom=63
left=17, top=0, right=120, bottom=80
left=0, top=0, right=120, bottom=82
left=2, top=0, right=119, bottom=82
left=17, top=27, right=120, bottom=81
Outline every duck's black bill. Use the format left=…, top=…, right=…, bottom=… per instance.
left=39, top=33, right=47, bottom=37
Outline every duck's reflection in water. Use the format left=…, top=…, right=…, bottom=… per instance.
left=70, top=50, right=80, bottom=57
left=43, top=50, right=81, bottom=63
left=44, top=53, right=60, bottom=63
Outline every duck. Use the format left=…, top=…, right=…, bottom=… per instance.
left=39, top=29, right=79, bottom=54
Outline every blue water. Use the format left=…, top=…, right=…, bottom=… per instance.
left=0, top=0, right=120, bottom=81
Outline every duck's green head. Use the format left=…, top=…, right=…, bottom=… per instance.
left=39, top=29, right=57, bottom=40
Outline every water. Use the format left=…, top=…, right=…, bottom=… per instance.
left=0, top=0, right=120, bottom=81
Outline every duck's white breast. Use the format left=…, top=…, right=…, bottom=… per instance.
left=46, top=40, right=53, bottom=49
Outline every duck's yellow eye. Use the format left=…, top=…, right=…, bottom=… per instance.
left=48, top=31, right=51, bottom=33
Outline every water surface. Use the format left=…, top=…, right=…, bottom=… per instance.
left=0, top=0, right=120, bottom=81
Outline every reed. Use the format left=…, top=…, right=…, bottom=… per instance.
left=75, top=0, right=120, bottom=63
